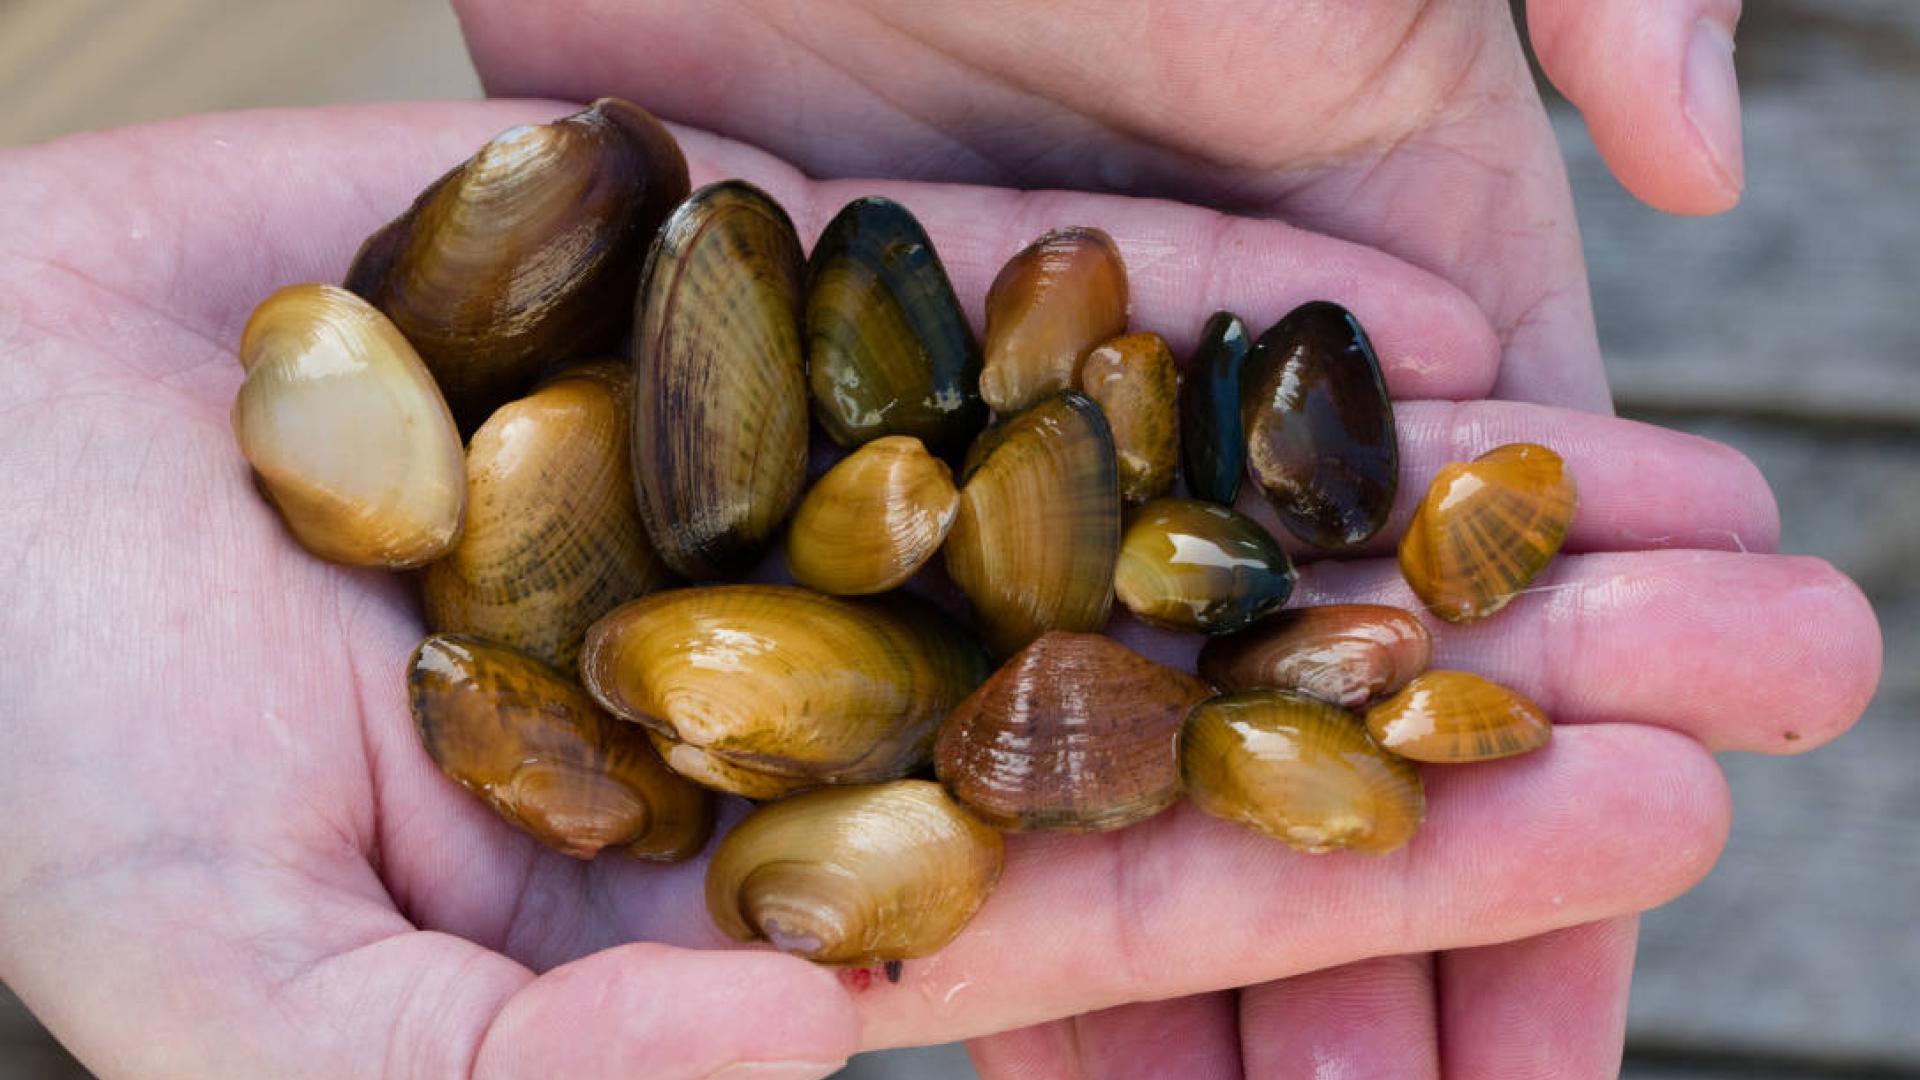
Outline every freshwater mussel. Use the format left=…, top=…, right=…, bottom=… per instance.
left=1400, top=443, right=1577, bottom=622
left=1199, top=604, right=1432, bottom=709
left=785, top=435, right=958, bottom=596
left=979, top=227, right=1129, bottom=413
left=1365, top=670, right=1552, bottom=762
left=1178, top=311, right=1251, bottom=506
left=1079, top=331, right=1178, bottom=505
left=1114, top=497, right=1296, bottom=634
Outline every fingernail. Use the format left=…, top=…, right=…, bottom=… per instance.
left=1683, top=18, right=1745, bottom=195
left=703, top=1061, right=845, bottom=1080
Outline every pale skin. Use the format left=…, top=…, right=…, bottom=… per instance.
left=0, top=1, right=1883, bottom=1078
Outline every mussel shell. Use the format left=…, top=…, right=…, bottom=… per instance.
left=423, top=362, right=673, bottom=669
left=346, top=99, right=689, bottom=429
left=805, top=197, right=985, bottom=453
left=1398, top=443, right=1576, bottom=623
left=979, top=227, right=1129, bottom=413
left=1198, top=604, right=1432, bottom=709
left=1365, top=671, right=1551, bottom=762
left=581, top=585, right=990, bottom=781
left=632, top=181, right=810, bottom=580
left=706, top=780, right=1004, bottom=965
left=1180, top=690, right=1424, bottom=854
left=1079, top=331, right=1178, bottom=505
left=1114, top=498, right=1296, bottom=634
left=408, top=634, right=713, bottom=860
left=1241, top=301, right=1397, bottom=550
left=785, top=436, right=958, bottom=596
left=231, top=283, right=465, bottom=568
left=1178, top=311, right=1251, bottom=505
left=935, top=632, right=1212, bottom=832
left=946, top=392, right=1121, bottom=655
left=645, top=731, right=815, bottom=800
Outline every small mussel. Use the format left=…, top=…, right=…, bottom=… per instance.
left=785, top=436, right=958, bottom=596
left=1242, top=301, right=1397, bottom=550
left=946, top=392, right=1121, bottom=655
left=979, top=227, right=1129, bottom=413
left=1079, top=331, right=1178, bottom=505
left=1114, top=498, right=1296, bottom=634
left=645, top=731, right=815, bottom=800
left=581, top=585, right=990, bottom=783
left=706, top=780, right=1004, bottom=965
left=1180, top=690, right=1425, bottom=854
left=346, top=99, right=689, bottom=428
left=408, top=634, right=713, bottom=860
left=935, top=632, right=1213, bottom=832
left=1365, top=671, right=1551, bottom=762
left=423, top=362, right=673, bottom=669
left=632, top=181, right=810, bottom=580
left=806, top=197, right=985, bottom=453
left=1399, top=443, right=1576, bottom=623
left=231, top=283, right=465, bottom=568
left=1198, top=604, right=1432, bottom=709
left=1178, top=311, right=1251, bottom=505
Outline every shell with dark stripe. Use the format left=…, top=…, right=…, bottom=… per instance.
left=1398, top=443, right=1576, bottom=623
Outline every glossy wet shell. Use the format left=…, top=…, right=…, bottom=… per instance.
left=1178, top=311, right=1251, bottom=505
left=1398, top=443, right=1577, bottom=623
left=1365, top=670, right=1552, bottom=762
left=1114, top=498, right=1296, bottom=634
left=785, top=436, right=959, bottom=595
left=645, top=731, right=815, bottom=800
left=1198, top=604, right=1432, bottom=709
left=979, top=227, right=1129, bottom=413
left=1079, top=331, right=1178, bottom=505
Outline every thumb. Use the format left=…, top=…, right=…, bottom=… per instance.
left=1526, top=0, right=1745, bottom=215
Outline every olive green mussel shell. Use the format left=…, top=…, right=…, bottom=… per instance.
left=423, top=363, right=674, bottom=670
left=706, top=780, right=1004, bottom=965
left=1114, top=498, right=1296, bottom=634
left=1079, top=331, right=1178, bottom=505
left=785, top=436, right=958, bottom=596
left=979, top=227, right=1129, bottom=413
left=409, top=634, right=713, bottom=860
left=935, top=632, right=1213, bottom=832
left=946, top=392, right=1121, bottom=655
left=1180, top=690, right=1424, bottom=855
left=1365, top=670, right=1552, bottom=762
left=1178, top=311, right=1251, bottom=505
left=346, top=99, right=689, bottom=429
left=581, top=585, right=990, bottom=782
left=1241, top=301, right=1398, bottom=550
left=1399, top=443, right=1576, bottom=623
left=806, top=197, right=985, bottom=453
left=631, top=181, right=810, bottom=580
left=645, top=731, right=815, bottom=800
left=1199, top=604, right=1432, bottom=709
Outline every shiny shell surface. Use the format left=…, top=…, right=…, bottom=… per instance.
left=1079, top=331, right=1178, bottom=505
left=1114, top=498, right=1296, bottom=634
left=1178, top=311, right=1251, bottom=505
left=645, top=731, right=815, bottom=800
left=979, top=227, right=1129, bottom=413
left=785, top=436, right=958, bottom=595
left=1198, top=604, right=1432, bottom=708
left=1365, top=670, right=1551, bottom=762
left=1398, top=443, right=1576, bottom=623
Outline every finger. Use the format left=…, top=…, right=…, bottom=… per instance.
left=968, top=993, right=1242, bottom=1080
left=1238, top=955, right=1438, bottom=1079
left=1527, top=0, right=1745, bottom=215
left=1437, top=918, right=1639, bottom=1079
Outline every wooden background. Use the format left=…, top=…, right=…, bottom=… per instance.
left=3, top=1, right=1913, bottom=1077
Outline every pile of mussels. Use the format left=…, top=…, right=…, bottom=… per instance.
left=230, top=99, right=1578, bottom=967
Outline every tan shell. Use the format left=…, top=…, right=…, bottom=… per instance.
left=1364, top=671, right=1552, bottom=762
left=979, top=227, right=1129, bottom=413
left=645, top=731, right=815, bottom=800
left=785, top=436, right=958, bottom=595
left=1077, top=331, right=1177, bottom=505
left=1399, top=443, right=1577, bottom=623
left=1198, top=604, right=1432, bottom=708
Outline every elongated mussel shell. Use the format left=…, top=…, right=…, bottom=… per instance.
left=1179, top=311, right=1251, bottom=505
left=1399, top=443, right=1576, bottom=623
left=232, top=283, right=464, bottom=567
left=581, top=585, right=990, bottom=782
left=979, top=227, right=1129, bottom=413
left=1365, top=671, right=1551, bottom=762
left=936, top=632, right=1212, bottom=832
left=785, top=436, right=958, bottom=595
left=632, top=181, right=809, bottom=580
left=346, top=99, right=689, bottom=428
left=946, top=392, right=1121, bottom=655
left=1180, top=690, right=1424, bottom=854
left=423, top=363, right=673, bottom=669
left=1198, top=604, right=1431, bottom=709
left=1241, top=301, right=1397, bottom=550
left=409, top=634, right=712, bottom=860
left=1114, top=498, right=1295, bottom=634
left=645, top=731, right=814, bottom=800
left=1079, top=331, right=1178, bottom=505
left=706, top=780, right=1004, bottom=964
left=806, top=197, right=985, bottom=453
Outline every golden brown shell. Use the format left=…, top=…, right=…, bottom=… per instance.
left=1198, top=604, right=1432, bottom=708
left=784, top=436, right=958, bottom=595
left=979, top=227, right=1129, bottom=413
left=1399, top=443, right=1577, bottom=623
left=1078, top=331, right=1178, bottom=505
left=645, top=731, right=815, bottom=800
left=1113, top=498, right=1296, bottom=634
left=1364, top=671, right=1552, bottom=762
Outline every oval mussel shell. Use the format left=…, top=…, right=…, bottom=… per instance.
left=936, top=632, right=1212, bottom=832
left=1180, top=689, right=1424, bottom=854
left=1079, top=331, right=1178, bottom=505
left=1398, top=443, right=1576, bottom=623
left=1198, top=604, right=1432, bottom=709
left=1365, top=670, right=1551, bottom=762
left=806, top=197, right=986, bottom=454
left=232, top=283, right=465, bottom=568
left=632, top=181, right=810, bottom=580
left=946, top=392, right=1122, bottom=655
left=786, top=436, right=959, bottom=596
left=423, top=362, right=674, bottom=670
left=1241, top=301, right=1398, bottom=550
left=345, top=99, right=690, bottom=429
left=1114, top=498, right=1296, bottom=634
left=1178, top=311, right=1251, bottom=505
left=979, top=227, right=1129, bottom=414
left=706, top=780, right=1004, bottom=964
left=581, top=585, right=991, bottom=782
left=409, top=634, right=713, bottom=860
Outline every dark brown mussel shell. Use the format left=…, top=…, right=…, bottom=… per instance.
left=1365, top=670, right=1551, bottom=762
left=346, top=99, right=689, bottom=429
left=979, top=227, right=1129, bottom=413
left=1079, top=331, right=1178, bottom=505
left=935, top=632, right=1213, bottom=832
left=631, top=181, right=809, bottom=580
left=1178, top=311, right=1251, bottom=505
left=1398, top=443, right=1576, bottom=623
left=1114, top=498, right=1295, bottom=634
left=408, top=634, right=712, bottom=860
left=806, top=197, right=985, bottom=454
left=1198, top=604, right=1432, bottom=709
left=1241, top=301, right=1397, bottom=550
